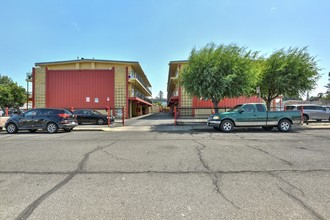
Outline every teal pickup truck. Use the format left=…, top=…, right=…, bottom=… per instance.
left=207, top=103, right=301, bottom=132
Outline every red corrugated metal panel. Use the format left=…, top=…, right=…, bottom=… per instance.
left=192, top=96, right=260, bottom=108
left=46, top=69, right=115, bottom=109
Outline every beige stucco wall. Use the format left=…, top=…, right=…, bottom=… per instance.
left=114, top=66, right=128, bottom=117
left=45, top=62, right=114, bottom=70
left=34, top=67, right=46, bottom=108
left=178, top=64, right=193, bottom=108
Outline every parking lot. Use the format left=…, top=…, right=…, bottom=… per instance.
left=0, top=113, right=330, bottom=219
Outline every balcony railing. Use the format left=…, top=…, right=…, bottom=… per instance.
left=131, top=90, right=152, bottom=104
left=129, top=71, right=152, bottom=95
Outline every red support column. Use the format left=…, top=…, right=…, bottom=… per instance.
left=301, top=106, right=305, bottom=124
left=174, top=106, right=177, bottom=126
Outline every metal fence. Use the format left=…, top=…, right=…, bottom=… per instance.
left=174, top=107, right=231, bottom=125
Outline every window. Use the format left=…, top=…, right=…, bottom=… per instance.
left=243, top=104, right=255, bottom=112
left=256, top=104, right=265, bottom=112
left=83, top=110, right=90, bottom=115
left=25, top=110, right=38, bottom=116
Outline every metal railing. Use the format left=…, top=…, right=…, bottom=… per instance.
left=174, top=107, right=231, bottom=125
left=129, top=71, right=152, bottom=94
left=131, top=91, right=152, bottom=104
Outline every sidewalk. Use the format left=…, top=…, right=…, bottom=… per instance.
left=73, top=122, right=330, bottom=132
left=1, top=115, right=330, bottom=132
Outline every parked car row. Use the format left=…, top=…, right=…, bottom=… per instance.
left=285, top=104, right=330, bottom=122
left=1, top=108, right=115, bottom=134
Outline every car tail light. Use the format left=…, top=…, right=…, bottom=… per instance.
left=58, top=113, right=71, bottom=118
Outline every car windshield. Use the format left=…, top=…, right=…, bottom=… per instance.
left=228, top=105, right=243, bottom=112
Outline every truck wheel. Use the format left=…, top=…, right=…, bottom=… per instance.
left=220, top=120, right=234, bottom=132
left=277, top=119, right=292, bottom=132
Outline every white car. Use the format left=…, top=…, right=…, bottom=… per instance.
left=285, top=104, right=330, bottom=122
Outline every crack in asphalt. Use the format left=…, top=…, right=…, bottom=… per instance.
left=193, top=140, right=240, bottom=209
left=246, top=144, right=294, bottom=166
left=102, top=150, right=144, bottom=166
left=15, top=141, right=118, bottom=220
left=2, top=169, right=330, bottom=176
left=279, top=187, right=326, bottom=220
left=269, top=172, right=305, bottom=197
left=294, top=146, right=330, bottom=154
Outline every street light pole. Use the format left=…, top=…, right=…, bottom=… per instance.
left=26, top=72, right=32, bottom=110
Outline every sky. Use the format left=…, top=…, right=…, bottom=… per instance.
left=1, top=0, right=329, bottom=99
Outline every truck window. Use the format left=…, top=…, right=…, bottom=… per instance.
left=256, top=104, right=266, bottom=112
left=242, top=104, right=255, bottom=112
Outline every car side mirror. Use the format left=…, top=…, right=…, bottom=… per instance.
left=238, top=109, right=244, bottom=113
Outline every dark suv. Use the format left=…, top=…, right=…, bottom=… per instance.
left=5, top=108, right=78, bottom=134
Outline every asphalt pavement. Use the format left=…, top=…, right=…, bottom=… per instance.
left=1, top=113, right=330, bottom=219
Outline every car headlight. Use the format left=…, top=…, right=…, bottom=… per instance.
left=213, top=115, right=220, bottom=120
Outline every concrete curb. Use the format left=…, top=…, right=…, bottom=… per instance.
left=72, top=124, right=330, bottom=132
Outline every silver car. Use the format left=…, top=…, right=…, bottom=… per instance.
left=285, top=104, right=330, bottom=122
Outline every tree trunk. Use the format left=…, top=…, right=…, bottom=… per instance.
left=212, top=99, right=219, bottom=113
left=265, top=97, right=272, bottom=111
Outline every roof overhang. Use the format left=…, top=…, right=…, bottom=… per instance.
left=167, top=96, right=179, bottom=107
left=129, top=97, right=152, bottom=106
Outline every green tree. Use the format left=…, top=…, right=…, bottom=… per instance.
left=180, top=43, right=259, bottom=112
left=158, top=90, right=164, bottom=100
left=0, top=75, right=26, bottom=108
left=257, top=47, right=320, bottom=110
left=323, top=72, right=330, bottom=104
left=325, top=72, right=330, bottom=94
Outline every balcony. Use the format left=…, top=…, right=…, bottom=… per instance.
left=130, top=90, right=152, bottom=106
left=129, top=71, right=152, bottom=96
